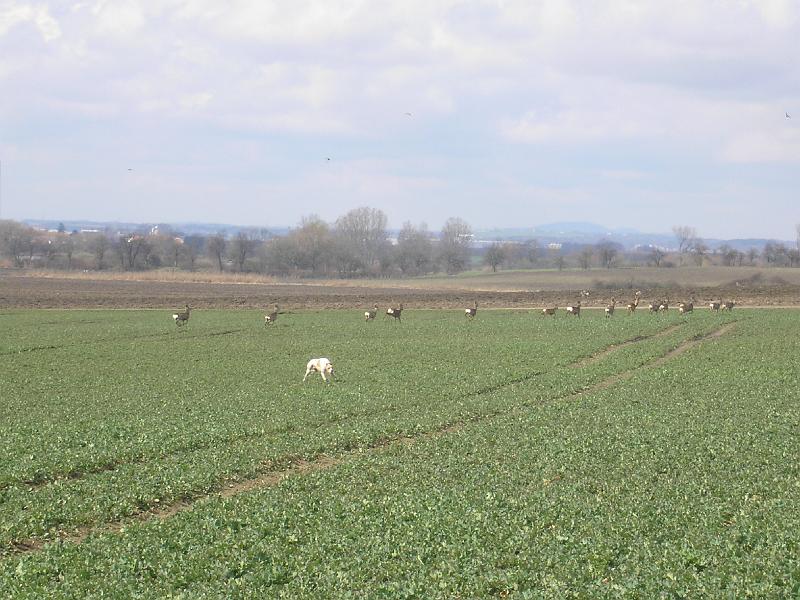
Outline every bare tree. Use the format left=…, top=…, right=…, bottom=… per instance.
left=230, top=232, right=258, bottom=272
left=648, top=246, right=666, bottom=267
left=396, top=222, right=433, bottom=275
left=596, top=241, right=620, bottom=269
left=0, top=220, right=34, bottom=267
left=788, top=249, right=800, bottom=267
left=207, top=234, right=227, bottom=272
left=60, top=235, right=75, bottom=269
left=547, top=245, right=564, bottom=270
left=115, top=234, right=149, bottom=270
left=764, top=242, right=789, bottom=266
left=88, top=234, right=110, bottom=270
left=523, top=239, right=541, bottom=266
left=577, top=246, right=593, bottom=270
left=294, top=215, right=333, bottom=275
left=263, top=236, right=298, bottom=276
left=43, top=238, right=58, bottom=266
left=719, top=244, right=739, bottom=267
left=334, top=207, right=389, bottom=275
left=182, top=235, right=204, bottom=271
left=438, top=217, right=472, bottom=274
left=796, top=224, right=800, bottom=250
left=744, top=247, right=757, bottom=266
left=689, top=240, right=709, bottom=266
left=672, top=225, right=698, bottom=265
left=484, top=243, right=506, bottom=272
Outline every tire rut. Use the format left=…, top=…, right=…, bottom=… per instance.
left=570, top=323, right=684, bottom=368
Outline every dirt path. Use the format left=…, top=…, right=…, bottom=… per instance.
left=4, top=322, right=737, bottom=557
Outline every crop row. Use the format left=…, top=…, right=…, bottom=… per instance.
left=1, top=309, right=736, bottom=551
left=2, top=310, right=797, bottom=596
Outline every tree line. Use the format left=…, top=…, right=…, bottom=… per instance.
left=0, top=209, right=474, bottom=277
left=2, top=214, right=799, bottom=276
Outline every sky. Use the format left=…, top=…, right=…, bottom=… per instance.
left=0, top=0, right=798, bottom=239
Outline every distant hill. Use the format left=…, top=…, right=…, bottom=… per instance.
left=474, top=223, right=795, bottom=252
left=23, top=219, right=290, bottom=239
left=22, top=218, right=794, bottom=252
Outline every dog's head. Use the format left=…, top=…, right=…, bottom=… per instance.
left=324, top=362, right=334, bottom=376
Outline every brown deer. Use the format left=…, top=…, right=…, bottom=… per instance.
left=264, top=304, right=279, bottom=326
left=172, top=304, right=190, bottom=327
left=627, top=291, right=641, bottom=314
left=605, top=298, right=616, bottom=318
left=386, top=303, right=403, bottom=322
left=364, top=304, right=378, bottom=321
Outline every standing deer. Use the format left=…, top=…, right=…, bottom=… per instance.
left=386, top=303, right=403, bottom=323
left=605, top=298, right=616, bottom=318
left=264, top=304, right=279, bottom=325
left=364, top=304, right=378, bottom=322
left=627, top=291, right=641, bottom=314
left=465, top=301, right=478, bottom=320
left=172, top=304, right=190, bottom=327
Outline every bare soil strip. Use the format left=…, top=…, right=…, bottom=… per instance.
left=3, top=322, right=737, bottom=557
left=4, top=272, right=800, bottom=309
left=570, top=323, right=684, bottom=368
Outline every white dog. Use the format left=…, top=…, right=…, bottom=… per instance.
left=303, top=358, right=334, bottom=383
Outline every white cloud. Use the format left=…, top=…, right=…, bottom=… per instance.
left=1, top=0, right=799, bottom=235
left=0, top=3, right=61, bottom=41
left=89, top=0, right=144, bottom=37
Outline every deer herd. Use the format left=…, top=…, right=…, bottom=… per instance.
left=539, top=290, right=734, bottom=318
left=173, top=291, right=734, bottom=331
left=170, top=292, right=734, bottom=381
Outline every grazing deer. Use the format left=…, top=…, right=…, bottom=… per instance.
left=386, top=303, right=403, bottom=322
left=627, top=291, right=641, bottom=314
left=658, top=299, right=669, bottom=313
left=465, top=301, right=478, bottom=320
left=172, top=304, right=190, bottom=327
left=605, top=298, right=616, bottom=318
left=709, top=301, right=721, bottom=313
left=678, top=300, right=694, bottom=314
left=541, top=307, right=557, bottom=316
left=364, top=304, right=378, bottom=322
left=264, top=304, right=279, bottom=326
left=721, top=300, right=735, bottom=312
left=566, top=301, right=581, bottom=317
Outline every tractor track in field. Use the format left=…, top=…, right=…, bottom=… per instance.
left=0, top=328, right=248, bottom=356
left=4, top=369, right=546, bottom=494
left=570, top=323, right=684, bottom=368
left=3, top=322, right=737, bottom=558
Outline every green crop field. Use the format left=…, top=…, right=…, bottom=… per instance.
left=1, top=307, right=798, bottom=597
